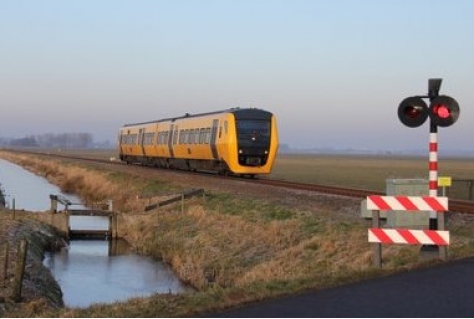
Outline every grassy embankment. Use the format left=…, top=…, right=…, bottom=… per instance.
left=1, top=150, right=474, bottom=317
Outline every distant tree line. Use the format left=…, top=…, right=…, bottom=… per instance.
left=2, top=133, right=94, bottom=148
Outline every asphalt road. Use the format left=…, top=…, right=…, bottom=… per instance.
left=209, top=257, right=474, bottom=317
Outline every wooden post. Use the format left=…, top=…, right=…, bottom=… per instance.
left=2, top=242, right=9, bottom=287
left=109, top=214, right=118, bottom=239
left=50, top=195, right=58, bottom=213
left=11, top=239, right=27, bottom=302
left=469, top=180, right=473, bottom=201
left=108, top=215, right=113, bottom=239
left=438, top=212, right=447, bottom=260
left=181, top=193, right=184, bottom=213
left=12, top=198, right=16, bottom=220
left=114, top=214, right=118, bottom=239
left=372, top=209, right=382, bottom=268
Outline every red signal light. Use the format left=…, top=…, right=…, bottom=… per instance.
left=429, top=95, right=460, bottom=127
left=432, top=104, right=450, bottom=119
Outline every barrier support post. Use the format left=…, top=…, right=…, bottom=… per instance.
left=438, top=212, right=447, bottom=260
left=372, top=209, right=382, bottom=268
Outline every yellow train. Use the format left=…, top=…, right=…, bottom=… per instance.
left=118, top=108, right=279, bottom=176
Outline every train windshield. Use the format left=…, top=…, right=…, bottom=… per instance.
left=235, top=120, right=271, bottom=146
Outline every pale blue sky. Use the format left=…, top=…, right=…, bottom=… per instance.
left=1, top=0, right=473, bottom=152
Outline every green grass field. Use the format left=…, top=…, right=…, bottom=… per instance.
left=27, top=148, right=474, bottom=198
left=270, top=153, right=474, bottom=199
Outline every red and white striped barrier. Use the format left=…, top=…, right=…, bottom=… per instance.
left=366, top=195, right=448, bottom=212
left=368, top=228, right=450, bottom=246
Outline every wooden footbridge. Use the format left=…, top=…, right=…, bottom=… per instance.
left=50, top=194, right=117, bottom=239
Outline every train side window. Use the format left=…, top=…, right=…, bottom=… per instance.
left=205, top=128, right=211, bottom=144
left=189, top=129, right=194, bottom=144
left=157, top=133, right=161, bottom=145
left=199, top=128, right=205, bottom=144
left=150, top=133, right=156, bottom=145
left=161, top=132, right=166, bottom=145
left=173, top=129, right=179, bottom=145
left=224, top=121, right=228, bottom=135
left=194, top=129, right=199, bottom=144
left=183, top=129, right=188, bottom=144
left=158, top=131, right=167, bottom=145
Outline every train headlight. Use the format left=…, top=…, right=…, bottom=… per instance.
left=265, top=150, right=268, bottom=154
left=239, top=149, right=243, bottom=154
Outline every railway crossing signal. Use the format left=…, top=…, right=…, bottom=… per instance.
left=395, top=78, right=461, bottom=260
left=398, top=82, right=460, bottom=128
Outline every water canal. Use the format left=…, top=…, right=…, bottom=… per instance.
left=0, top=158, right=193, bottom=308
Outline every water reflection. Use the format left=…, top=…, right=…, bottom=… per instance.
left=44, top=240, right=193, bottom=308
left=70, top=216, right=109, bottom=230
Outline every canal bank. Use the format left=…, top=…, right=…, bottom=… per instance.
left=0, top=216, right=65, bottom=315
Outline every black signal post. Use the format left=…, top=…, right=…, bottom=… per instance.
left=397, top=78, right=460, bottom=258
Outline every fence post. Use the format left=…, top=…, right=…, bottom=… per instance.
left=2, top=242, right=9, bottom=287
left=12, top=198, right=16, bottom=220
left=469, top=180, right=473, bottom=201
left=11, top=239, right=27, bottom=302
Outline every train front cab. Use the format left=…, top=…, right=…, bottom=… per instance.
left=219, top=109, right=278, bottom=175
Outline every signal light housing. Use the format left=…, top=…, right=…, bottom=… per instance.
left=429, top=95, right=460, bottom=127
left=398, top=96, right=428, bottom=128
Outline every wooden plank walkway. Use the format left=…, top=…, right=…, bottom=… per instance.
left=68, top=209, right=114, bottom=216
left=69, top=229, right=110, bottom=239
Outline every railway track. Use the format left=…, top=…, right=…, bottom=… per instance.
left=253, top=178, right=474, bottom=214
left=4, top=148, right=474, bottom=214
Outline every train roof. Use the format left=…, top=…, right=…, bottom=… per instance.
left=122, top=107, right=273, bottom=127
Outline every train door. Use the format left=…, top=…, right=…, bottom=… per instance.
left=210, top=119, right=219, bottom=160
left=138, top=128, right=146, bottom=157
left=167, top=124, right=175, bottom=158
